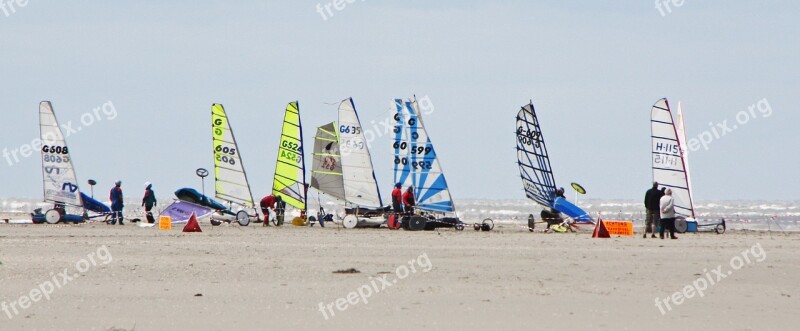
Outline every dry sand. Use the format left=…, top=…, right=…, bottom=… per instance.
left=0, top=223, right=798, bottom=331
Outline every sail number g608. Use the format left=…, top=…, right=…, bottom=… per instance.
left=42, top=145, right=69, bottom=154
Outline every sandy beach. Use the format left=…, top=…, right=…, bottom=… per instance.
left=0, top=223, right=797, bottom=331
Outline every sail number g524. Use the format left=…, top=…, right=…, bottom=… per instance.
left=281, top=140, right=302, bottom=152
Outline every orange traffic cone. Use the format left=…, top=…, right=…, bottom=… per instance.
left=183, top=212, right=202, bottom=233
left=592, top=218, right=610, bottom=238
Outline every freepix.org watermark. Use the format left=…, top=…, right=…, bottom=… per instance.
left=1, top=245, right=113, bottom=320
left=686, top=98, right=772, bottom=152
left=655, top=0, right=686, bottom=17
left=0, top=0, right=30, bottom=18
left=317, top=252, right=433, bottom=320
left=315, top=0, right=366, bottom=21
left=2, top=101, right=118, bottom=167
left=654, top=242, right=766, bottom=315
left=338, top=96, right=435, bottom=157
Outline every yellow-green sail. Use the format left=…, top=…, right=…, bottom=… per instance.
left=272, top=101, right=307, bottom=211
left=212, top=103, right=255, bottom=207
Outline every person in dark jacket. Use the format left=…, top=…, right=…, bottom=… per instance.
left=142, top=182, right=157, bottom=223
left=402, top=186, right=415, bottom=214
left=643, top=182, right=662, bottom=238
left=556, top=187, right=566, bottom=199
left=109, top=180, right=124, bottom=225
left=391, top=183, right=403, bottom=213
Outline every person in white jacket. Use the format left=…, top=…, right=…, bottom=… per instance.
left=659, top=188, right=678, bottom=239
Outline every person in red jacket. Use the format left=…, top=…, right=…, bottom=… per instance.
left=260, top=195, right=282, bottom=226
left=402, top=186, right=415, bottom=214
left=391, top=183, right=403, bottom=213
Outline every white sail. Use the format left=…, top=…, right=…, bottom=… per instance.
left=212, top=104, right=254, bottom=208
left=651, top=98, right=695, bottom=218
left=337, top=98, right=383, bottom=208
left=393, top=98, right=454, bottom=212
left=310, top=122, right=346, bottom=201
left=676, top=102, right=694, bottom=207
left=515, top=102, right=557, bottom=208
left=40, top=101, right=82, bottom=207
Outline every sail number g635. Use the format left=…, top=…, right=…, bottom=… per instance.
left=339, top=125, right=361, bottom=135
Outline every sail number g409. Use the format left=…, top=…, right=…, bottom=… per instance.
left=517, top=126, right=541, bottom=147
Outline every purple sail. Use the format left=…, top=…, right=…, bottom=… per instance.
left=160, top=201, right=215, bottom=223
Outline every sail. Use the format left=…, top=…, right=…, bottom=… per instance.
left=337, top=98, right=383, bottom=208
left=310, top=122, right=346, bottom=201
left=651, top=98, right=695, bottom=218
left=393, top=98, right=454, bottom=212
left=676, top=102, right=694, bottom=209
left=160, top=200, right=215, bottom=224
left=212, top=104, right=254, bottom=208
left=272, top=101, right=307, bottom=211
left=40, top=101, right=82, bottom=207
left=515, top=102, right=557, bottom=208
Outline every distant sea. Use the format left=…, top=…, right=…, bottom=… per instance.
left=2, top=198, right=798, bottom=231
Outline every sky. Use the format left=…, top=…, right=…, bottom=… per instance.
left=1, top=1, right=797, bottom=203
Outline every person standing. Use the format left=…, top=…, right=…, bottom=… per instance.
left=402, top=186, right=415, bottom=214
left=659, top=188, right=678, bottom=239
left=142, top=182, right=157, bottom=224
left=109, top=180, right=124, bottom=225
left=391, top=183, right=403, bottom=213
left=643, top=182, right=661, bottom=238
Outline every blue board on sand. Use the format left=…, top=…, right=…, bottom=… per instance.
left=553, top=197, right=592, bottom=223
